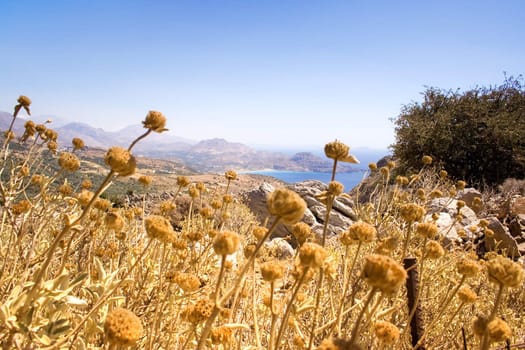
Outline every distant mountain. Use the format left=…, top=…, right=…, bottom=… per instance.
left=0, top=111, right=365, bottom=173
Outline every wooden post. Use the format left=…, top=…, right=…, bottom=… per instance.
left=404, top=257, right=425, bottom=349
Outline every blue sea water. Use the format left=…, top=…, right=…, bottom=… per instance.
left=245, top=170, right=368, bottom=191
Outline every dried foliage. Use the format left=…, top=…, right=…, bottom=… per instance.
left=0, top=96, right=524, bottom=350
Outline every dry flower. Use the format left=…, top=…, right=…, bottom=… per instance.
left=374, top=320, right=400, bottom=345
left=144, top=215, right=175, bottom=243
left=362, top=254, right=407, bottom=294
left=213, top=230, right=241, bottom=256
left=298, top=242, right=327, bottom=269
left=72, top=137, right=85, bottom=150
left=104, top=146, right=136, bottom=176
left=486, top=255, right=524, bottom=288
left=416, top=222, right=438, bottom=239
left=58, top=152, right=80, bottom=172
left=104, top=308, right=143, bottom=347
left=260, top=260, right=285, bottom=281
left=142, top=110, right=167, bottom=132
left=267, top=188, right=306, bottom=225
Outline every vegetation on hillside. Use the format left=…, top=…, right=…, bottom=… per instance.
left=391, top=75, right=525, bottom=186
left=0, top=95, right=523, bottom=350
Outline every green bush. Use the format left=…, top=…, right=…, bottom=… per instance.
left=391, top=75, right=525, bottom=186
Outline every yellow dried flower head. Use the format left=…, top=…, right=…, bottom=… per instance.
left=24, top=120, right=36, bottom=135
left=324, top=140, right=349, bottom=160
left=71, top=137, right=85, bottom=150
left=439, top=170, right=448, bottom=179
left=3, top=130, right=15, bottom=141
left=144, top=215, right=175, bottom=243
left=58, top=182, right=73, bottom=196
left=200, top=207, right=213, bottom=219
left=104, top=146, right=136, bottom=176
left=456, top=200, right=466, bottom=209
left=379, top=166, right=389, bottom=177
left=457, top=180, right=467, bottom=190
left=174, top=273, right=201, bottom=292
left=210, top=198, right=222, bottom=209
left=486, top=255, right=524, bottom=288
left=194, top=298, right=214, bottom=319
left=225, top=170, right=237, bottom=181
left=17, top=95, right=32, bottom=107
left=31, top=174, right=43, bottom=185
left=416, top=222, right=438, bottom=239
left=373, top=320, right=400, bottom=345
left=213, top=230, right=241, bottom=256
left=188, top=185, right=199, bottom=198
left=395, top=176, right=407, bottom=186
left=473, top=315, right=488, bottom=338
left=211, top=326, right=232, bottom=345
left=142, top=110, right=167, bottom=132
left=176, top=176, right=190, bottom=187
left=11, top=200, right=31, bottom=215
left=298, top=242, right=327, bottom=269
left=399, top=203, right=425, bottom=223
left=479, top=219, right=489, bottom=227
left=429, top=189, right=443, bottom=199
left=244, top=244, right=257, bottom=258
left=222, top=194, right=233, bottom=204
left=260, top=260, right=285, bottom=282
left=105, top=212, right=124, bottom=231
left=458, top=286, right=477, bottom=304
left=80, top=179, right=92, bottom=189
left=368, top=162, right=377, bottom=171
left=94, top=198, right=111, bottom=211
left=291, top=222, right=312, bottom=245
left=47, top=141, right=57, bottom=153
left=328, top=181, right=344, bottom=196
left=422, top=155, right=433, bottom=165
left=267, top=188, right=306, bottom=225
left=425, top=240, right=444, bottom=259
left=342, top=221, right=376, bottom=244
left=77, top=190, right=94, bottom=208
left=485, top=228, right=494, bottom=238
left=159, top=200, right=176, bottom=214
left=58, top=152, right=80, bottom=172
left=317, top=337, right=361, bottom=350
left=416, top=188, right=426, bottom=200
left=362, top=254, right=407, bottom=294
left=252, top=226, right=268, bottom=240
left=386, top=160, right=396, bottom=169
left=375, top=235, right=399, bottom=255
left=136, top=175, right=151, bottom=187
left=487, top=317, right=512, bottom=343
left=456, top=258, right=481, bottom=277
left=44, top=129, right=58, bottom=142
left=104, top=308, right=143, bottom=347
left=184, top=231, right=203, bottom=242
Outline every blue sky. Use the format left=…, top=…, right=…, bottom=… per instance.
left=1, top=0, right=523, bottom=150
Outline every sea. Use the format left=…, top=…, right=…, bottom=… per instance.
left=243, top=170, right=368, bottom=191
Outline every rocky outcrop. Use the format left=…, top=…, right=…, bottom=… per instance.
left=242, top=180, right=356, bottom=244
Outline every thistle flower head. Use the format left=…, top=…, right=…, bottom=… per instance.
left=486, top=255, right=524, bottom=288
left=104, top=146, right=136, bottom=176
left=399, top=203, right=425, bottom=223
left=70, top=137, right=84, bottom=151
left=58, top=152, right=80, bottom=172
left=260, top=260, right=285, bottom=282
left=416, top=222, right=438, bottom=239
left=327, top=181, right=344, bottom=196
left=225, top=170, right=237, bottom=181
left=362, top=254, right=407, bottom=294
left=324, top=140, right=359, bottom=163
left=373, top=320, right=400, bottom=345
left=267, top=188, right=306, bottom=225
left=211, top=326, right=232, bottom=345
left=105, top=212, right=124, bottom=231
left=425, top=240, right=444, bottom=259
left=144, top=215, right=175, bottom=243
left=298, top=242, right=327, bottom=269
left=174, top=272, right=201, bottom=292
left=456, top=258, right=481, bottom=277
left=104, top=308, right=143, bottom=347
left=291, top=222, right=312, bottom=245
left=212, top=230, right=241, bottom=256
left=487, top=318, right=512, bottom=343
left=422, top=155, right=433, bottom=165
left=142, top=110, right=167, bottom=132
left=138, top=175, right=152, bottom=186
left=458, top=286, right=477, bottom=304
left=341, top=221, right=376, bottom=245
left=176, top=176, right=190, bottom=187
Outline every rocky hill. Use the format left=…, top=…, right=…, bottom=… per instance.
left=0, top=112, right=363, bottom=173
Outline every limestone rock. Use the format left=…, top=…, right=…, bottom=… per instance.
left=484, top=217, right=520, bottom=258
left=458, top=188, right=483, bottom=213
left=265, top=238, right=295, bottom=260
left=427, top=198, right=477, bottom=226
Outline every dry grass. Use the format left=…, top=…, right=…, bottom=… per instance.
left=0, top=97, right=524, bottom=350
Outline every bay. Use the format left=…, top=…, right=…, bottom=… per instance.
left=244, top=170, right=368, bottom=191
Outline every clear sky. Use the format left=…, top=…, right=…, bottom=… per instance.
left=1, top=0, right=523, bottom=150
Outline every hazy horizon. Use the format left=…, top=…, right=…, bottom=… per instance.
left=1, top=1, right=524, bottom=149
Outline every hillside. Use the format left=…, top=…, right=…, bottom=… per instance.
left=1, top=112, right=363, bottom=173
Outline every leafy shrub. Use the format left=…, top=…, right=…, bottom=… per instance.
left=391, top=75, right=525, bottom=186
